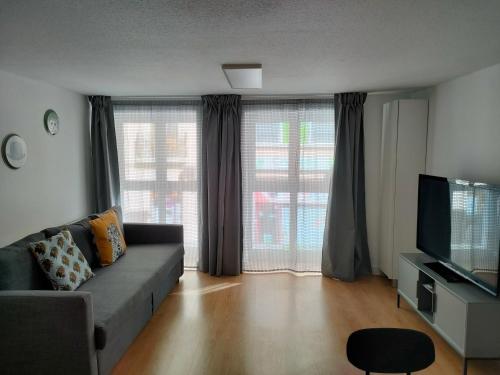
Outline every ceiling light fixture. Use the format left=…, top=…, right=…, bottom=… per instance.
left=222, top=64, right=262, bottom=89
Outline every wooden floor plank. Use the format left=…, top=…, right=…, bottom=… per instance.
left=113, top=271, right=500, bottom=375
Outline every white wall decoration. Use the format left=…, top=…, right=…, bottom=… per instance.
left=2, top=134, right=28, bottom=169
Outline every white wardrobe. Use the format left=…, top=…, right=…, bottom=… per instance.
left=379, top=99, right=428, bottom=280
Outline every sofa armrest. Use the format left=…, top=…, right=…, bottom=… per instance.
left=0, top=290, right=97, bottom=375
left=124, top=223, right=184, bottom=245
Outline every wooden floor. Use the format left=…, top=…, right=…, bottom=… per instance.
left=113, top=271, right=500, bottom=375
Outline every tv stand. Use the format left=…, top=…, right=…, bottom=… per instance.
left=398, top=253, right=500, bottom=375
left=423, top=261, right=467, bottom=283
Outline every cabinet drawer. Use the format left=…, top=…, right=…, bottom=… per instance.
left=434, top=284, right=467, bottom=353
left=398, top=257, right=419, bottom=306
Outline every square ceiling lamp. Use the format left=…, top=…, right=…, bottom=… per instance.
left=222, top=64, right=262, bottom=89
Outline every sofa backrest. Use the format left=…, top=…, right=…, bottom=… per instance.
left=0, top=206, right=123, bottom=290
left=43, top=218, right=100, bottom=269
left=0, top=232, right=52, bottom=290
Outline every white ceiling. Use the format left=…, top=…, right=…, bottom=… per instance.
left=1, top=0, right=500, bottom=96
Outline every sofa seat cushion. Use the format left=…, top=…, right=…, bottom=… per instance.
left=77, top=243, right=184, bottom=350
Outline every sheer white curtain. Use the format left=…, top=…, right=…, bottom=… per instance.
left=241, top=100, right=335, bottom=272
left=449, top=183, right=500, bottom=272
left=113, top=101, right=201, bottom=267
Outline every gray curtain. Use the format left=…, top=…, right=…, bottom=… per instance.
left=88, top=96, right=121, bottom=212
left=322, top=93, right=372, bottom=281
left=200, top=95, right=242, bottom=276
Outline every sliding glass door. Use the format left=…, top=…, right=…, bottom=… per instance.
left=241, top=100, right=335, bottom=272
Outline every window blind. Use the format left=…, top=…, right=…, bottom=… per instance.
left=114, top=101, right=201, bottom=267
left=241, top=100, right=335, bottom=272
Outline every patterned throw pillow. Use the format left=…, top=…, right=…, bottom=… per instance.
left=29, top=230, right=94, bottom=290
left=89, top=208, right=127, bottom=266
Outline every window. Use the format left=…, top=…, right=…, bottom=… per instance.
left=241, top=100, right=335, bottom=272
left=114, top=102, right=201, bottom=267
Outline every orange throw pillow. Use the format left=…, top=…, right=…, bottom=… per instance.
left=89, top=209, right=127, bottom=266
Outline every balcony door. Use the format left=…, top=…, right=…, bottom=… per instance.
left=241, top=100, right=335, bottom=272
left=114, top=101, right=201, bottom=267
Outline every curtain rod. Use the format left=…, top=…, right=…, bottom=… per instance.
left=111, top=94, right=332, bottom=101
left=111, top=90, right=411, bottom=102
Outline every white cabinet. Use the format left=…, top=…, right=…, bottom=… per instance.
left=434, top=283, right=468, bottom=353
left=398, top=255, right=419, bottom=306
left=379, top=99, right=428, bottom=280
left=398, top=253, right=500, bottom=374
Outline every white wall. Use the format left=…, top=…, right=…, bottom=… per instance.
left=423, top=63, right=500, bottom=184
left=0, top=70, right=91, bottom=247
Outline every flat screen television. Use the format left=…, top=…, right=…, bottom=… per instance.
left=417, top=174, right=500, bottom=296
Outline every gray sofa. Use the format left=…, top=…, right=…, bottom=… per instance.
left=0, top=215, right=184, bottom=375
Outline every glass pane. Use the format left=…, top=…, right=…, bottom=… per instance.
left=256, top=122, right=289, bottom=171
left=297, top=193, right=328, bottom=251
left=300, top=122, right=334, bottom=145
left=180, top=191, right=199, bottom=247
left=255, top=151, right=288, bottom=170
left=122, top=123, right=156, bottom=181
left=300, top=149, right=334, bottom=171
left=256, top=122, right=289, bottom=145
left=165, top=122, right=198, bottom=181
left=253, top=192, right=290, bottom=250
left=299, top=119, right=334, bottom=173
left=163, top=191, right=199, bottom=267
left=165, top=192, right=182, bottom=223
left=123, top=190, right=157, bottom=223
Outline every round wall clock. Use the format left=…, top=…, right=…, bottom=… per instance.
left=2, top=134, right=28, bottom=169
left=44, top=109, right=60, bottom=135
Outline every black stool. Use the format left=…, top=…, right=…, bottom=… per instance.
left=346, top=328, right=435, bottom=374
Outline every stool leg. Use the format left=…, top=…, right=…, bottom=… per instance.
left=397, top=293, right=401, bottom=308
left=463, top=358, right=468, bottom=375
